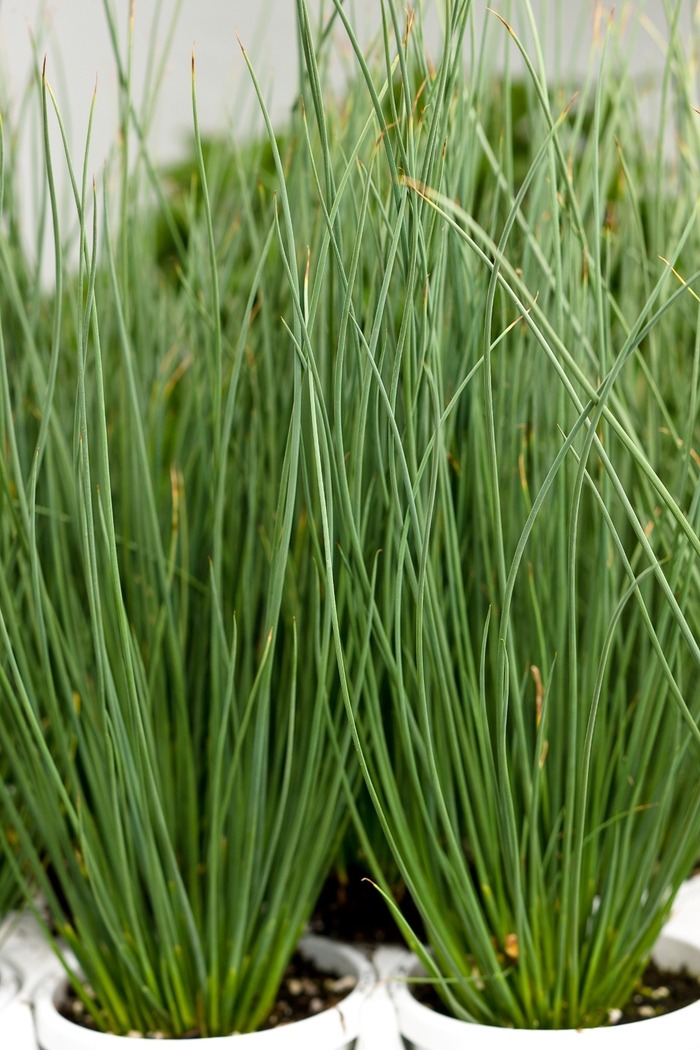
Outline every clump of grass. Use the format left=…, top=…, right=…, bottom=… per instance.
left=3, top=0, right=700, bottom=1033
left=0, top=16, right=357, bottom=1039
left=261, top=0, right=700, bottom=1030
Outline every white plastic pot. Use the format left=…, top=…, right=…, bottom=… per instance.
left=656, top=873, right=700, bottom=972
left=354, top=947, right=406, bottom=1050
left=390, top=927, right=700, bottom=1049
left=34, top=935, right=374, bottom=1050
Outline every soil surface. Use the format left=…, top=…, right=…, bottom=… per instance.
left=259, top=952, right=357, bottom=1029
left=410, top=959, right=700, bottom=1026
left=309, top=863, right=426, bottom=944
left=58, top=952, right=357, bottom=1038
left=613, top=959, right=700, bottom=1024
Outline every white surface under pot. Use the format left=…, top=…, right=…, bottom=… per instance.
left=0, top=958, right=25, bottom=1050
left=34, top=935, right=374, bottom=1050
left=0, top=911, right=62, bottom=1050
left=0, top=958, right=20, bottom=1013
left=388, top=919, right=700, bottom=1050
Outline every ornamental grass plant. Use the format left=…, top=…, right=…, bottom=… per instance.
left=265, top=0, right=700, bottom=1031
left=0, top=4, right=360, bottom=1036
left=2, top=0, right=700, bottom=1036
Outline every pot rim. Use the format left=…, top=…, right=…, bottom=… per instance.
left=34, top=935, right=374, bottom=1049
left=390, top=930, right=700, bottom=1047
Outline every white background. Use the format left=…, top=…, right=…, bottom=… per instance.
left=0, top=1, right=693, bottom=269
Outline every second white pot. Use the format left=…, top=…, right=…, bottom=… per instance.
left=390, top=928, right=700, bottom=1049
left=34, top=936, right=374, bottom=1050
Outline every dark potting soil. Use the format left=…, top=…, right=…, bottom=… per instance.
left=309, top=863, right=426, bottom=944
left=57, top=952, right=357, bottom=1038
left=410, top=958, right=700, bottom=1026
left=258, top=952, right=357, bottom=1029
left=612, top=959, right=700, bottom=1024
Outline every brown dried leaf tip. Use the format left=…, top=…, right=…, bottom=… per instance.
left=504, top=933, right=519, bottom=960
left=531, top=665, right=543, bottom=727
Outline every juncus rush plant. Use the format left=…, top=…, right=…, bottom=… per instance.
left=0, top=104, right=42, bottom=925
left=0, top=22, right=355, bottom=1041
left=266, top=0, right=700, bottom=1031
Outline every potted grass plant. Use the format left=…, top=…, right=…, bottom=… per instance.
left=0, top=73, right=44, bottom=1037
left=0, top=7, right=375, bottom=1045
left=258, top=0, right=700, bottom=1041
